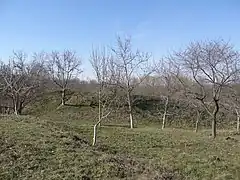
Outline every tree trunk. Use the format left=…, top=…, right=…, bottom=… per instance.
left=235, top=109, right=240, bottom=132
left=93, top=120, right=101, bottom=146
left=14, top=102, right=18, bottom=115
left=16, top=101, right=24, bottom=115
left=6, top=107, right=10, bottom=114
left=127, top=91, right=133, bottom=129
left=13, top=96, right=20, bottom=115
left=237, top=116, right=240, bottom=133
left=61, top=88, right=66, bottom=105
left=212, top=115, right=217, bottom=138
left=129, top=112, right=133, bottom=129
left=98, top=89, right=101, bottom=127
left=92, top=111, right=111, bottom=146
left=211, top=99, right=219, bottom=138
left=195, top=110, right=200, bottom=133
left=162, top=96, right=169, bottom=129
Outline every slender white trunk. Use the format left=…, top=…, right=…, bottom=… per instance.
left=162, top=96, right=168, bottom=130
left=98, top=90, right=101, bottom=127
left=235, top=109, right=240, bottom=132
left=127, top=92, right=133, bottom=129
left=6, top=107, right=10, bottom=114
left=61, top=88, right=65, bottom=105
left=13, top=96, right=19, bottom=115
left=93, top=120, right=101, bottom=146
left=195, top=110, right=200, bottom=133
left=237, top=116, right=240, bottom=133
left=92, top=90, right=102, bottom=146
left=92, top=111, right=111, bottom=146
left=14, top=103, right=18, bottom=115
left=129, top=112, right=133, bottom=129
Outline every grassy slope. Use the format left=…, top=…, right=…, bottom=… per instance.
left=1, top=91, right=240, bottom=179
left=0, top=113, right=240, bottom=180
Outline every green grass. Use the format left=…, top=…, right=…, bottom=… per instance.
left=0, top=112, right=240, bottom=180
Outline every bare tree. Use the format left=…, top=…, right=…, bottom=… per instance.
left=155, top=60, right=180, bottom=129
left=47, top=50, right=82, bottom=106
left=90, top=47, right=110, bottom=127
left=90, top=47, right=120, bottom=146
left=222, top=85, right=240, bottom=132
left=111, top=36, right=152, bottom=128
left=173, top=40, right=240, bottom=138
left=184, top=93, right=203, bottom=132
left=0, top=51, right=45, bottom=115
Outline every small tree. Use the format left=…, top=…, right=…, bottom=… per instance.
left=47, top=50, right=82, bottom=106
left=222, top=85, right=240, bottom=132
left=155, top=60, right=180, bottom=129
left=90, top=47, right=120, bottom=146
left=184, top=93, right=203, bottom=132
left=0, top=51, right=45, bottom=115
left=111, top=36, right=152, bottom=128
left=173, top=40, right=240, bottom=138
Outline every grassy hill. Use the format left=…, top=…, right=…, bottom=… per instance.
left=1, top=90, right=240, bottom=179
left=0, top=114, right=240, bottom=179
left=25, top=90, right=236, bottom=129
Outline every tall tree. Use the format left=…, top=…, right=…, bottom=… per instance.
left=111, top=36, right=152, bottom=128
left=47, top=50, right=82, bottom=106
left=173, top=40, right=240, bottom=138
left=90, top=47, right=120, bottom=145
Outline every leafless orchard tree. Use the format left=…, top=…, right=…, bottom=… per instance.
left=90, top=47, right=121, bottom=146
left=111, top=36, right=152, bottom=129
left=182, top=92, right=203, bottom=133
left=0, top=51, right=45, bottom=115
left=173, top=39, right=240, bottom=138
left=192, top=103, right=202, bottom=133
left=47, top=50, right=82, bottom=106
left=169, top=66, right=205, bottom=132
left=222, top=85, right=240, bottom=132
left=155, top=60, right=180, bottom=129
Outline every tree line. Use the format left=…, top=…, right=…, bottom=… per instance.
left=1, top=36, right=240, bottom=145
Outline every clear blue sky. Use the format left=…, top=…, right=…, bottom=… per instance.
left=1, top=0, right=240, bottom=78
